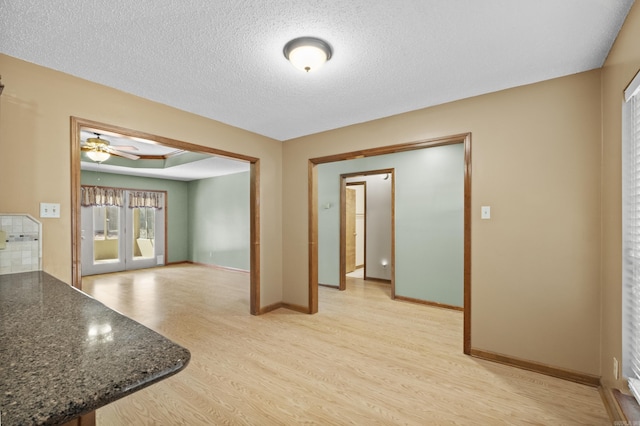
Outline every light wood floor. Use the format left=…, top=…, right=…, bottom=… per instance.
left=81, top=264, right=610, bottom=425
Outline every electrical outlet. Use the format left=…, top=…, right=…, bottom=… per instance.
left=614, top=357, right=620, bottom=380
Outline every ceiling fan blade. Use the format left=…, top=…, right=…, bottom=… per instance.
left=110, top=145, right=139, bottom=151
left=110, top=149, right=140, bottom=160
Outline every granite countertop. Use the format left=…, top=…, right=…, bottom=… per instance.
left=0, top=272, right=190, bottom=425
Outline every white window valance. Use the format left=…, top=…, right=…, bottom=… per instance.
left=128, top=191, right=164, bottom=209
left=81, top=186, right=124, bottom=207
left=81, top=186, right=164, bottom=209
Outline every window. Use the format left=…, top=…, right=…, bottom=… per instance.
left=622, top=69, right=640, bottom=401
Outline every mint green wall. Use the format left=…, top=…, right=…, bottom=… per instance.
left=81, top=171, right=190, bottom=263
left=188, top=171, right=250, bottom=270
left=318, top=143, right=464, bottom=306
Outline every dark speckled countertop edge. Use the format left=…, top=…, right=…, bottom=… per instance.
left=0, top=271, right=191, bottom=426
left=61, top=353, right=191, bottom=424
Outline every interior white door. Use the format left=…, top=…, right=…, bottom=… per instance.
left=81, top=190, right=165, bottom=276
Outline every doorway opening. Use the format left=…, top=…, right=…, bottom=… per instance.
left=340, top=170, right=394, bottom=294
left=345, top=181, right=365, bottom=279
left=70, top=117, right=263, bottom=315
left=309, top=133, right=471, bottom=353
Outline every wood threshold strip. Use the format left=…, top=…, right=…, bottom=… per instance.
left=394, top=295, right=463, bottom=312
left=469, top=348, right=600, bottom=387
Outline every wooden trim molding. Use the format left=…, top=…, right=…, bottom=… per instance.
left=165, top=261, right=190, bottom=266
left=390, top=170, right=396, bottom=299
left=259, top=302, right=311, bottom=315
left=469, top=348, right=600, bottom=387
left=599, top=385, right=628, bottom=423
left=70, top=117, right=82, bottom=289
left=282, top=302, right=312, bottom=314
left=249, top=160, right=260, bottom=315
left=61, top=410, right=96, bottom=426
left=309, top=133, right=470, bottom=165
left=394, top=295, right=463, bottom=311
left=188, top=261, right=250, bottom=274
left=463, top=133, right=472, bottom=354
left=73, top=117, right=258, bottom=162
left=259, top=302, right=283, bottom=314
left=70, top=117, right=261, bottom=316
left=308, top=161, right=319, bottom=314
left=339, top=177, right=347, bottom=290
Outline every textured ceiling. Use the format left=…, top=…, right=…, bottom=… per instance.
left=0, top=0, right=635, bottom=141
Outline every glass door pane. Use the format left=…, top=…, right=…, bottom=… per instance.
left=132, top=207, right=155, bottom=259
left=93, top=206, right=120, bottom=262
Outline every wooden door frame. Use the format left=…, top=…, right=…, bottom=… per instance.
left=70, top=117, right=262, bottom=315
left=340, top=171, right=394, bottom=293
left=308, top=133, right=472, bottom=354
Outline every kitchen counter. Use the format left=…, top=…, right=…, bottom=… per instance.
left=0, top=271, right=190, bottom=425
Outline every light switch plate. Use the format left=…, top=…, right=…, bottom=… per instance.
left=40, top=203, right=61, bottom=218
left=481, top=206, right=491, bottom=219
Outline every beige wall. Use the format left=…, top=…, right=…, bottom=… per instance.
left=283, top=71, right=603, bottom=374
left=601, top=1, right=640, bottom=387
left=0, top=54, right=284, bottom=307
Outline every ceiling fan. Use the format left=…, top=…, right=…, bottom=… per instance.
left=81, top=133, right=140, bottom=162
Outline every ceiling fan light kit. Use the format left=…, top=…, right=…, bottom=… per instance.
left=85, top=136, right=111, bottom=163
left=283, top=37, right=332, bottom=73
left=81, top=133, right=140, bottom=162
left=86, top=149, right=111, bottom=163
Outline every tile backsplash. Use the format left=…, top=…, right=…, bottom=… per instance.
left=0, top=214, right=42, bottom=275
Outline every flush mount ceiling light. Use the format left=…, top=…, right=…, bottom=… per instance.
left=283, top=37, right=332, bottom=73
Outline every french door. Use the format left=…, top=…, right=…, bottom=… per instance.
left=81, top=190, right=165, bottom=276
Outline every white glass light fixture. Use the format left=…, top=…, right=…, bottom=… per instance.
left=86, top=149, right=110, bottom=163
left=283, top=37, right=332, bottom=73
